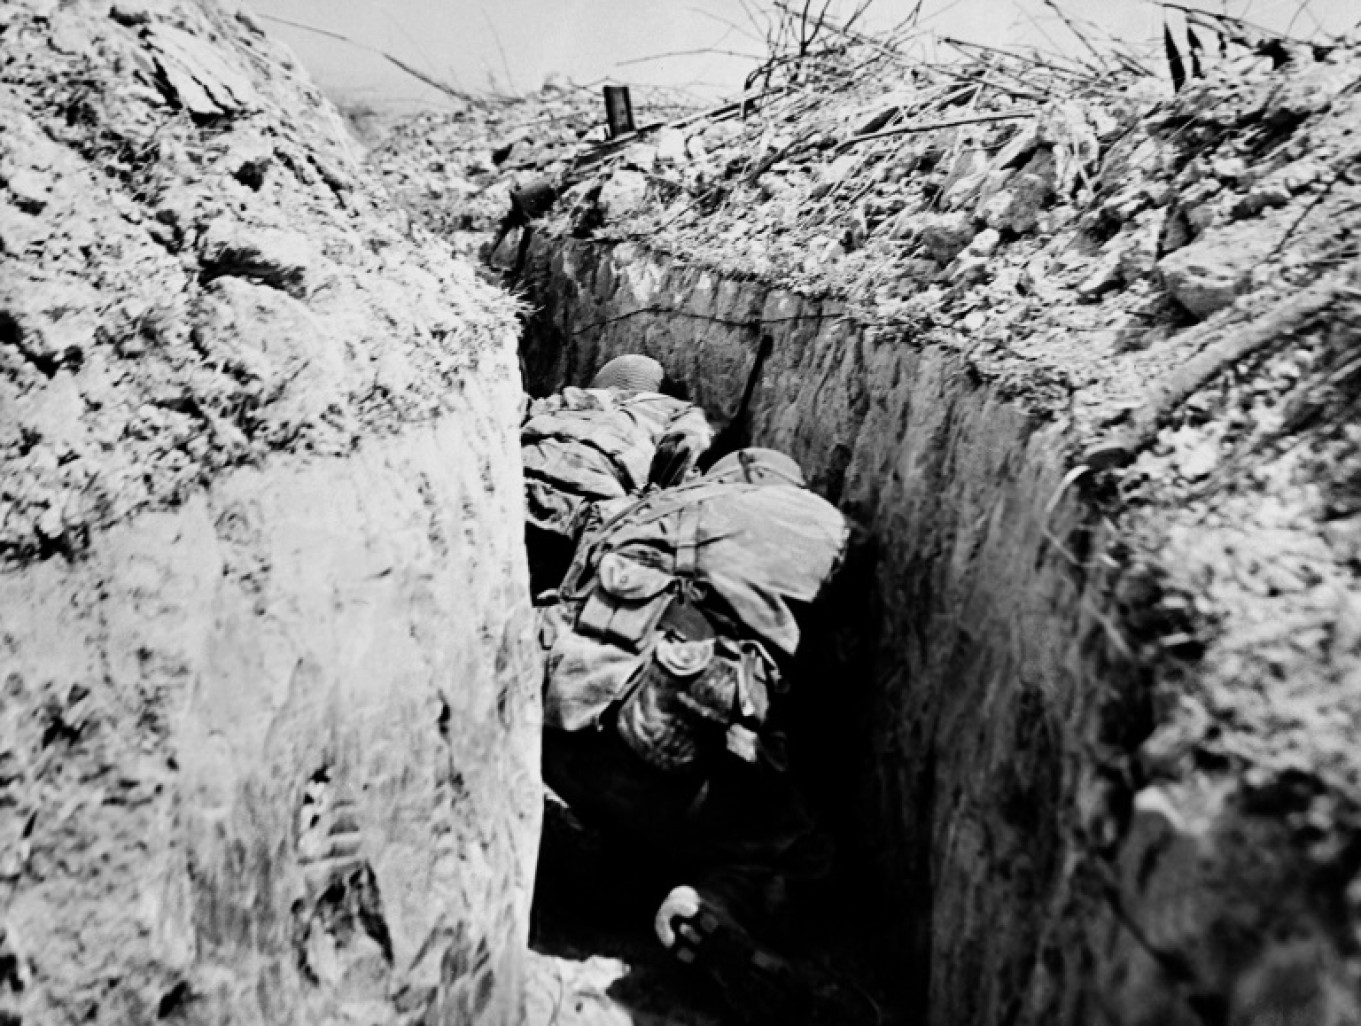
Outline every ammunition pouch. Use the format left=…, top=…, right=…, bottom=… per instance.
left=575, top=552, right=675, bottom=652
left=615, top=624, right=777, bottom=774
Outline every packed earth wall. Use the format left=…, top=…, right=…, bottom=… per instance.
left=1, top=2, right=540, bottom=1024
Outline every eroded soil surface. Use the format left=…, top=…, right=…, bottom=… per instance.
left=1, top=3, right=536, bottom=1024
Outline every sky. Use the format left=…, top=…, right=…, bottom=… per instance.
left=250, top=0, right=1359, bottom=111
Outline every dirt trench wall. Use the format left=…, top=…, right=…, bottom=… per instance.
left=1, top=2, right=538, bottom=1024
left=520, top=236, right=1361, bottom=1026
left=521, top=237, right=1107, bottom=1023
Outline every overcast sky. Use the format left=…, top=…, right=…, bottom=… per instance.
left=251, top=0, right=1359, bottom=111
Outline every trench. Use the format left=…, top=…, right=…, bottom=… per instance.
left=513, top=235, right=1144, bottom=1026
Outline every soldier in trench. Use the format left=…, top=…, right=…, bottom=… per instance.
left=532, top=443, right=870, bottom=1024
left=520, top=352, right=713, bottom=594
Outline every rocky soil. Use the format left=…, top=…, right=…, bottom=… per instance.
left=372, top=16, right=1361, bottom=1026
left=1, top=2, right=538, bottom=1024
left=363, top=83, right=699, bottom=266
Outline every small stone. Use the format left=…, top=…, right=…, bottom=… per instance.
left=980, top=189, right=1017, bottom=230
left=980, top=152, right=1055, bottom=234
left=654, top=128, right=687, bottom=166
left=1183, top=203, right=1218, bottom=234
left=965, top=228, right=1000, bottom=258
left=1323, top=517, right=1361, bottom=565
left=1263, top=64, right=1355, bottom=126
left=48, top=9, right=95, bottom=54
left=490, top=128, right=531, bottom=165
left=216, top=134, right=274, bottom=189
left=916, top=211, right=976, bottom=263
left=1139, top=698, right=1210, bottom=778
left=4, top=169, right=51, bottom=213
left=1212, top=156, right=1248, bottom=182
left=1158, top=231, right=1269, bottom=319
left=1331, top=590, right=1361, bottom=656
left=1281, top=158, right=1326, bottom=193
left=621, top=143, right=657, bottom=171
left=701, top=120, right=742, bottom=149
left=757, top=176, right=791, bottom=203
left=939, top=150, right=988, bottom=209
left=1234, top=182, right=1291, bottom=218
left=36, top=504, right=65, bottom=540
left=1115, top=211, right=1165, bottom=282
left=1076, top=251, right=1123, bottom=300
left=1143, top=182, right=1173, bottom=207
left=800, top=235, right=843, bottom=274
left=819, top=153, right=859, bottom=186
left=1175, top=437, right=1217, bottom=480
left=949, top=254, right=990, bottom=286
left=597, top=169, right=650, bottom=222
left=109, top=0, right=155, bottom=26
left=1101, top=185, right=1147, bottom=224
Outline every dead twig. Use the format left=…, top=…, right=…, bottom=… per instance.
left=1159, top=2, right=1311, bottom=48
left=939, top=38, right=1074, bottom=98
left=836, top=108, right=1042, bottom=153
left=922, top=59, right=1052, bottom=103
left=666, top=86, right=786, bottom=130
left=940, top=35, right=1103, bottom=85
left=781, top=0, right=918, bottom=68
left=256, top=13, right=497, bottom=104
left=1081, top=275, right=1349, bottom=469
left=1043, top=0, right=1112, bottom=73
left=479, top=6, right=518, bottom=96
left=617, top=47, right=765, bottom=67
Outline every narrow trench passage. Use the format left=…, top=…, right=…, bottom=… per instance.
left=515, top=274, right=905, bottom=1026
left=504, top=233, right=1104, bottom=1026
left=9, top=7, right=1360, bottom=1023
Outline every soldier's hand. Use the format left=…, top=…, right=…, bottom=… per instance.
left=654, top=884, right=702, bottom=948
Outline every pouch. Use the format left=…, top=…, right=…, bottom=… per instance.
left=576, top=552, right=675, bottom=651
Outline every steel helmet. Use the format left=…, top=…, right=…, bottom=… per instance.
left=589, top=354, right=665, bottom=392
left=705, top=448, right=806, bottom=487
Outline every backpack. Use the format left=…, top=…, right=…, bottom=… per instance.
left=521, top=387, right=712, bottom=541
left=539, top=453, right=848, bottom=774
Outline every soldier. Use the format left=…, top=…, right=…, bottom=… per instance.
left=535, top=447, right=865, bottom=1023
left=521, top=353, right=712, bottom=594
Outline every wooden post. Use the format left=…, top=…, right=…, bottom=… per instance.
left=603, top=85, right=635, bottom=138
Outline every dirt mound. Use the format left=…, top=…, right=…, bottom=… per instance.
left=1, top=2, right=537, bottom=1024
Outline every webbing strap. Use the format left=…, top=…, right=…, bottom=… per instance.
left=673, top=502, right=701, bottom=578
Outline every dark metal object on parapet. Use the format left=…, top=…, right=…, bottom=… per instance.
left=604, top=85, right=636, bottom=138
left=511, top=179, right=559, bottom=223
left=487, top=177, right=560, bottom=272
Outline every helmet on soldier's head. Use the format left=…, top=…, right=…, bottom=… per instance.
left=705, top=448, right=806, bottom=487
left=589, top=354, right=665, bottom=393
